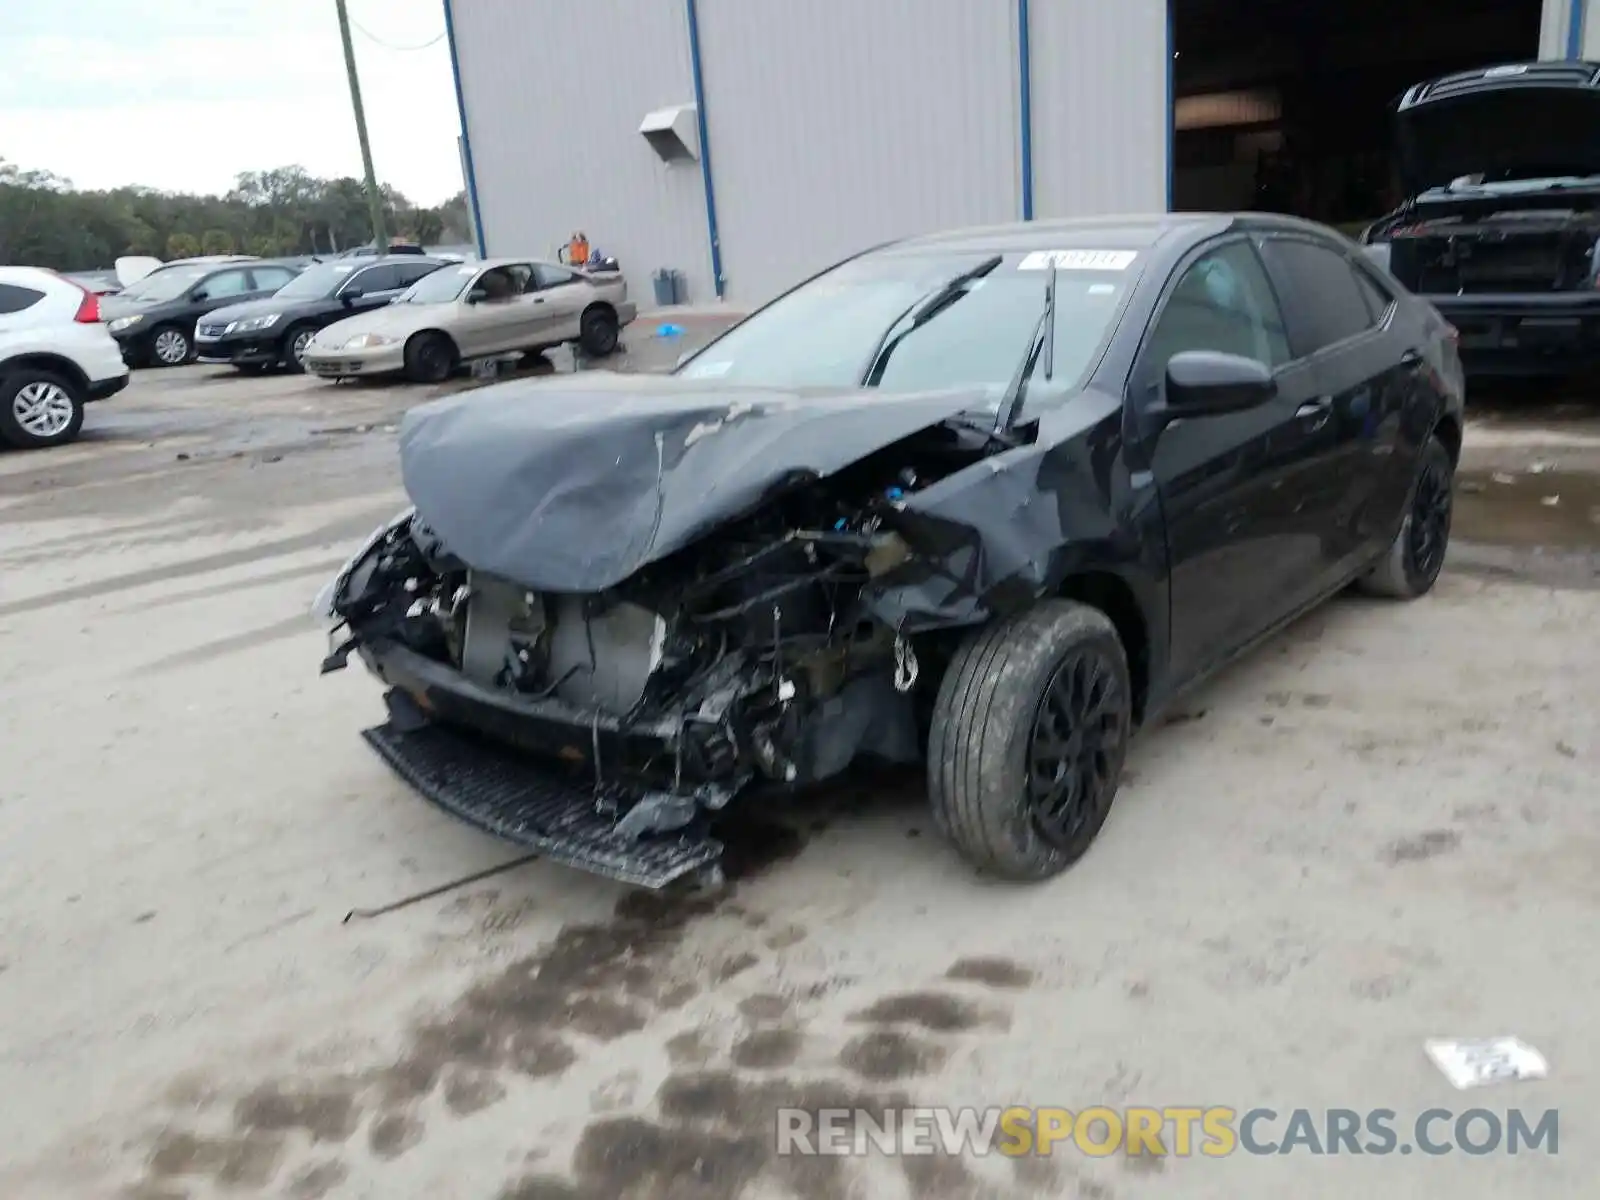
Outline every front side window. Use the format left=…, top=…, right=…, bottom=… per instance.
left=399, top=263, right=479, bottom=304
left=1141, top=241, right=1291, bottom=376
left=675, top=249, right=1140, bottom=403
left=473, top=264, right=533, bottom=300
left=346, top=265, right=401, bottom=295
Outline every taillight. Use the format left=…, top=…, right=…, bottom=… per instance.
left=73, top=290, right=100, bottom=323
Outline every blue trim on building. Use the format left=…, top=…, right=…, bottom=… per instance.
left=442, top=0, right=487, bottom=258
left=1018, top=0, right=1034, bottom=220
left=1166, top=0, right=1175, bottom=211
left=684, top=0, right=726, bottom=298
left=1568, top=0, right=1586, bottom=58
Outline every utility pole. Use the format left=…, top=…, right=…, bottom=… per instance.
left=335, top=0, right=388, bottom=253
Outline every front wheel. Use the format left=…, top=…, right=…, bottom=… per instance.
left=282, top=324, right=316, bottom=374
left=0, top=370, right=85, bottom=449
left=403, top=331, right=457, bottom=383
left=1357, top=432, right=1454, bottom=600
left=577, top=306, right=620, bottom=357
left=928, top=600, right=1133, bottom=881
left=148, top=325, right=191, bottom=367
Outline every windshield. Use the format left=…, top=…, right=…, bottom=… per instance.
left=120, top=265, right=211, bottom=302
left=399, top=263, right=477, bottom=304
left=675, top=249, right=1140, bottom=404
left=273, top=262, right=360, bottom=300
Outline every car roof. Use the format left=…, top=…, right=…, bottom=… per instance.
left=877, top=211, right=1345, bottom=258
left=346, top=255, right=450, bottom=267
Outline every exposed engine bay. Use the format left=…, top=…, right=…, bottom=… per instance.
left=322, top=418, right=999, bottom=845
left=1379, top=207, right=1600, bottom=295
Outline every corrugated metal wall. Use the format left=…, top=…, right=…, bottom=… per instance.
left=449, top=0, right=1170, bottom=309
left=1031, top=0, right=1169, bottom=218
left=448, top=0, right=714, bottom=304
left=692, top=0, right=1022, bottom=304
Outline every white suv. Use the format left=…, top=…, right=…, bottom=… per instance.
left=0, top=267, right=130, bottom=449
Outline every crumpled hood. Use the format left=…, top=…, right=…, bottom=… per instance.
left=398, top=372, right=991, bottom=593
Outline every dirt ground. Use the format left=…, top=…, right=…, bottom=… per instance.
left=0, top=333, right=1596, bottom=1200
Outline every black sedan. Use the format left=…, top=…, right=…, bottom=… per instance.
left=100, top=261, right=304, bottom=367
left=315, top=211, right=1464, bottom=888
left=194, top=256, right=449, bottom=374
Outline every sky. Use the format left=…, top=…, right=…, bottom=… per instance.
left=0, top=0, right=464, bottom=204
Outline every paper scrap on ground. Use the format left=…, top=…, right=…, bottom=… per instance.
left=1425, top=1038, right=1548, bottom=1089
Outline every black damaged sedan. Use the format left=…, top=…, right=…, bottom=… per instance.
left=315, top=212, right=1464, bottom=888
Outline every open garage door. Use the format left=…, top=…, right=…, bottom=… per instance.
left=1171, top=0, right=1544, bottom=233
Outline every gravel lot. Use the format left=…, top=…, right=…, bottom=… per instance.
left=1, top=333, right=1596, bottom=1200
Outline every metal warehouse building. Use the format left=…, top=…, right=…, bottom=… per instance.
left=443, top=0, right=1595, bottom=307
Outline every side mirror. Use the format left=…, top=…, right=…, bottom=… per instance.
left=340, top=288, right=362, bottom=305
left=190, top=289, right=209, bottom=303
left=466, top=287, right=487, bottom=304
left=1163, top=350, right=1276, bottom=418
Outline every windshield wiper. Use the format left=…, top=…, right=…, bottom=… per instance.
left=859, top=254, right=1003, bottom=386
left=995, top=260, right=1057, bottom=434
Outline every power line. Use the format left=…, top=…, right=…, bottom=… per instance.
left=349, top=14, right=445, bottom=51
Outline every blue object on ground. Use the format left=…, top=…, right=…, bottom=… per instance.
left=657, top=323, right=684, bottom=337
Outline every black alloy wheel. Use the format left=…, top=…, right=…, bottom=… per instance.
left=1027, top=645, right=1127, bottom=850
left=1407, top=451, right=1453, bottom=586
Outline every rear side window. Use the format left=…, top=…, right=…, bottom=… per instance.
left=0, top=283, right=46, bottom=314
left=396, top=262, right=443, bottom=287
left=534, top=265, right=580, bottom=289
left=1352, top=264, right=1396, bottom=324
left=250, top=266, right=297, bottom=293
left=1259, top=238, right=1378, bottom=354
left=349, top=265, right=402, bottom=293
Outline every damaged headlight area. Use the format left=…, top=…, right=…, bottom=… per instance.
left=324, top=452, right=975, bottom=864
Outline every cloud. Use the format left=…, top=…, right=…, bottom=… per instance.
left=0, top=0, right=463, bottom=204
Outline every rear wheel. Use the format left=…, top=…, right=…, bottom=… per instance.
left=0, top=370, right=85, bottom=450
left=403, top=331, right=457, bottom=383
left=1358, top=433, right=1454, bottom=599
left=578, top=306, right=620, bottom=357
left=928, top=600, right=1132, bottom=881
left=148, top=325, right=191, bottom=367
left=282, top=324, right=316, bottom=373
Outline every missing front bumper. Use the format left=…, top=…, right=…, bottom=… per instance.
left=361, top=719, right=724, bottom=889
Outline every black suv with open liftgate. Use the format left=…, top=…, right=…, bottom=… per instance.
left=195, top=256, right=449, bottom=373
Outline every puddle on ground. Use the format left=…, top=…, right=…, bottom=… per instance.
left=1455, top=469, right=1600, bottom=550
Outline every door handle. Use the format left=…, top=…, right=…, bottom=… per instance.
left=1295, top=396, right=1333, bottom=420
left=531, top=296, right=546, bottom=304
left=1399, top=348, right=1424, bottom=368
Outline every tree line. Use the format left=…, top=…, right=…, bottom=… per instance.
left=0, top=161, right=473, bottom=271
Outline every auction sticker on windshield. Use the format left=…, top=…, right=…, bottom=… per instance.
left=1019, top=250, right=1138, bottom=271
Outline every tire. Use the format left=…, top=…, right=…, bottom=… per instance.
left=281, top=324, right=316, bottom=374
left=148, top=324, right=192, bottom=368
left=403, top=331, right=457, bottom=384
left=928, top=600, right=1133, bottom=881
left=1357, top=432, right=1454, bottom=600
left=577, top=306, right=620, bottom=357
left=0, top=369, right=85, bottom=450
